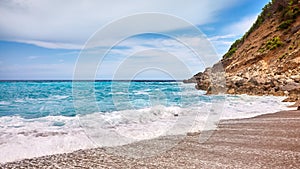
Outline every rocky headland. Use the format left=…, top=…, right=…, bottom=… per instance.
left=185, top=0, right=300, bottom=103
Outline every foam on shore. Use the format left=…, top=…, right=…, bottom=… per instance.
left=0, top=94, right=294, bottom=163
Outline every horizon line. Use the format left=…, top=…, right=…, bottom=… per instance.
left=0, top=79, right=185, bottom=82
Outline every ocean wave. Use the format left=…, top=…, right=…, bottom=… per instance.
left=0, top=94, right=294, bottom=163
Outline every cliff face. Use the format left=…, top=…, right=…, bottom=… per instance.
left=190, top=0, right=300, bottom=102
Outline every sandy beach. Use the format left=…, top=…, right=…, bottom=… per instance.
left=1, top=109, right=299, bottom=169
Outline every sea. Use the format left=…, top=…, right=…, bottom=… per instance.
left=0, top=81, right=293, bottom=162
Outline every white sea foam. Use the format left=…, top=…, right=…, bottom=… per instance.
left=0, top=94, right=294, bottom=163
left=221, top=95, right=294, bottom=119
left=0, top=101, right=11, bottom=105
left=0, top=115, right=94, bottom=163
left=134, top=91, right=149, bottom=95
left=14, top=99, right=25, bottom=103
left=51, top=95, right=69, bottom=100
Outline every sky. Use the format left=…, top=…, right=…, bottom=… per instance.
left=0, top=0, right=270, bottom=80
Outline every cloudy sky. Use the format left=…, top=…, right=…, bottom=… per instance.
left=0, top=0, right=270, bottom=80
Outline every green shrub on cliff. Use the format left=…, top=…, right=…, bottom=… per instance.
left=224, top=47, right=237, bottom=58
left=258, top=36, right=283, bottom=52
left=278, top=19, right=294, bottom=30
left=278, top=0, right=300, bottom=30
left=224, top=39, right=241, bottom=58
left=223, top=0, right=298, bottom=59
left=266, top=36, right=283, bottom=50
left=278, top=52, right=288, bottom=60
left=223, top=1, right=273, bottom=58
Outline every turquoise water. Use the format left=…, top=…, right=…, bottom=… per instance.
left=0, top=81, right=209, bottom=119
left=0, top=81, right=293, bottom=163
left=0, top=81, right=75, bottom=118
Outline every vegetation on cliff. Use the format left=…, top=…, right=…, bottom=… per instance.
left=187, top=0, right=300, bottom=102
left=224, top=0, right=299, bottom=59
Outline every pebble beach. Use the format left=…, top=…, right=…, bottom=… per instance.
left=2, top=110, right=300, bottom=169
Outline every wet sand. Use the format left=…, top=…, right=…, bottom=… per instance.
left=1, top=110, right=300, bottom=169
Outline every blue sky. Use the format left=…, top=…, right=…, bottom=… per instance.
left=0, top=0, right=270, bottom=80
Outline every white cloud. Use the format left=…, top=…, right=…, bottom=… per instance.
left=226, top=14, right=258, bottom=36
left=108, top=49, right=195, bottom=80
left=56, top=51, right=80, bottom=56
left=209, top=38, right=236, bottom=57
left=27, top=55, right=39, bottom=60
left=17, top=40, right=83, bottom=50
left=0, top=0, right=240, bottom=49
left=92, top=34, right=215, bottom=79
left=208, top=34, right=236, bottom=41
left=207, top=14, right=259, bottom=56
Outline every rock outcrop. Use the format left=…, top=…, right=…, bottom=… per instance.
left=186, top=0, right=300, bottom=102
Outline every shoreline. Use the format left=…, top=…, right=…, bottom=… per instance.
left=2, top=109, right=300, bottom=168
left=0, top=89, right=293, bottom=164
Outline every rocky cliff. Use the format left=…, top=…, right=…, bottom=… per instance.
left=187, top=0, right=300, bottom=102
